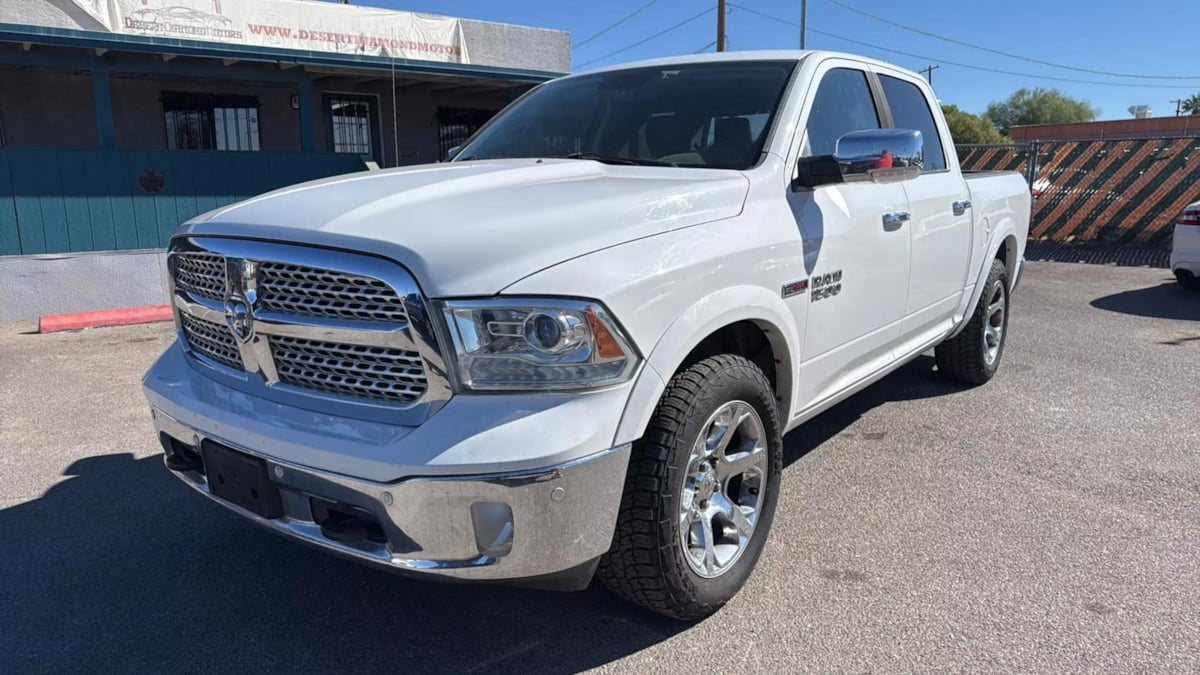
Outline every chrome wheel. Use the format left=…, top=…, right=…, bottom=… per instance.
left=983, top=278, right=1006, bottom=366
left=679, top=400, right=769, bottom=579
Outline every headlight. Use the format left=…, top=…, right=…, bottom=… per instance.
left=440, top=298, right=639, bottom=391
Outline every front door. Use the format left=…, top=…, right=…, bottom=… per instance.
left=785, top=64, right=912, bottom=410
left=324, top=93, right=382, bottom=165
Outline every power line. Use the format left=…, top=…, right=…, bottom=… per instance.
left=726, top=3, right=1194, bottom=90
left=573, top=0, right=661, bottom=51
left=575, top=7, right=715, bottom=68
left=822, top=0, right=1200, bottom=81
left=694, top=39, right=718, bottom=54
left=807, top=26, right=1191, bottom=90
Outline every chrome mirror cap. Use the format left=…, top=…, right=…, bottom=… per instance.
left=835, top=128, right=924, bottom=182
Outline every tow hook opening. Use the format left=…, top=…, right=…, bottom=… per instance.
left=161, top=434, right=204, bottom=475
left=311, top=498, right=388, bottom=545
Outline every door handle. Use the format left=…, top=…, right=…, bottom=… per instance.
left=953, top=200, right=972, bottom=216
left=882, top=211, right=910, bottom=230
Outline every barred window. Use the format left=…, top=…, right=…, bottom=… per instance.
left=437, top=107, right=498, bottom=160
left=328, top=96, right=374, bottom=156
left=163, top=92, right=261, bottom=151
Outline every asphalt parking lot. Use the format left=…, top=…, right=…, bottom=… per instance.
left=1, top=261, right=1198, bottom=673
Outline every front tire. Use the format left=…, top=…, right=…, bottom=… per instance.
left=597, top=354, right=783, bottom=620
left=935, top=258, right=1010, bottom=385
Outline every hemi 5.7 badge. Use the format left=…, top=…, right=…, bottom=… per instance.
left=783, top=270, right=843, bottom=301
left=781, top=279, right=809, bottom=298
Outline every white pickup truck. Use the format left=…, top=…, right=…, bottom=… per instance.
left=144, top=51, right=1029, bottom=619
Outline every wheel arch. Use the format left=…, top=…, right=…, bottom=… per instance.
left=949, top=222, right=1021, bottom=338
left=614, top=286, right=799, bottom=446
left=995, top=232, right=1019, bottom=289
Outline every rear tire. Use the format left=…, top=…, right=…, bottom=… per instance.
left=1176, top=269, right=1200, bottom=291
left=597, top=354, right=782, bottom=620
left=935, top=258, right=1010, bottom=385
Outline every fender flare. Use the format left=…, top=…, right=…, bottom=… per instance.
left=949, top=220, right=1021, bottom=338
left=613, top=285, right=800, bottom=445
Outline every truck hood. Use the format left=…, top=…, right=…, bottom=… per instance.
left=179, top=159, right=750, bottom=297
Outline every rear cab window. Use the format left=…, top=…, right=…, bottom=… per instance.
left=878, top=75, right=947, bottom=171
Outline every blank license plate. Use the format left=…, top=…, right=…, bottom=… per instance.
left=201, top=440, right=284, bottom=519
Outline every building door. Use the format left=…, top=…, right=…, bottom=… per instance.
left=324, top=93, right=381, bottom=164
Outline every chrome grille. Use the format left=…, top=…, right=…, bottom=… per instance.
left=174, top=253, right=226, bottom=302
left=258, top=262, right=408, bottom=323
left=168, top=237, right=450, bottom=420
left=180, top=313, right=243, bottom=370
left=271, top=336, right=427, bottom=403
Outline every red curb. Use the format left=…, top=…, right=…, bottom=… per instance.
left=39, top=305, right=174, bottom=334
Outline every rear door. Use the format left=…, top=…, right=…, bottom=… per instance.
left=785, top=62, right=912, bottom=408
left=874, top=70, right=973, bottom=339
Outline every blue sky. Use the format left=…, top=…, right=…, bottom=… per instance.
left=374, top=0, right=1200, bottom=119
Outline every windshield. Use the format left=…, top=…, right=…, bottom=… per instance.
left=455, top=60, right=797, bottom=170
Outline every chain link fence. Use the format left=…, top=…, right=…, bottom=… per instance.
left=958, top=137, right=1200, bottom=248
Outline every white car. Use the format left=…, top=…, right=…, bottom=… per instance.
left=143, top=51, right=1030, bottom=619
left=1171, top=200, right=1200, bottom=289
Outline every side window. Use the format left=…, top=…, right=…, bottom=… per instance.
left=802, top=68, right=880, bottom=157
left=879, top=75, right=947, bottom=171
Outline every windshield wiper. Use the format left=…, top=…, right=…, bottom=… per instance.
left=561, top=152, right=677, bottom=167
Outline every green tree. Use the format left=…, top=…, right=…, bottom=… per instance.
left=1181, top=94, right=1200, bottom=115
left=941, top=104, right=1010, bottom=144
left=984, top=88, right=1099, bottom=136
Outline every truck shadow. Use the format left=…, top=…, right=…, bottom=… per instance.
left=2, top=357, right=964, bottom=672
left=0, top=454, right=684, bottom=673
left=782, top=355, right=970, bottom=467
left=1090, top=281, right=1200, bottom=321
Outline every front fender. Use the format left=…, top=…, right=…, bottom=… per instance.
left=614, top=285, right=800, bottom=445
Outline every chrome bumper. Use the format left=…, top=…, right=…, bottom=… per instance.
left=153, top=409, right=629, bottom=587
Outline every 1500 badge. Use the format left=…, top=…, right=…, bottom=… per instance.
left=811, top=270, right=842, bottom=301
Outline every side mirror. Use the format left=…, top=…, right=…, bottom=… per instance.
left=793, top=128, right=924, bottom=190
left=835, top=128, right=923, bottom=181
left=793, top=155, right=845, bottom=190
left=446, top=145, right=462, bottom=161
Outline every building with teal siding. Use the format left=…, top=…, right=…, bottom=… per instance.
left=0, top=0, right=568, bottom=320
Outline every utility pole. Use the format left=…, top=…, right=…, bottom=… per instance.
left=800, top=0, right=807, bottom=49
left=1171, top=99, right=1183, bottom=116
left=919, top=64, right=940, bottom=84
left=717, top=0, right=727, bottom=52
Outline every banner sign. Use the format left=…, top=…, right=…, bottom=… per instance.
left=72, top=0, right=113, bottom=29
left=109, top=0, right=468, bottom=63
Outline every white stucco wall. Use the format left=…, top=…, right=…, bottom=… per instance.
left=0, top=0, right=110, bottom=31
left=0, top=249, right=167, bottom=321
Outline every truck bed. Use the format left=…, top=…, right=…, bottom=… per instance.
left=963, top=170, right=1023, bottom=180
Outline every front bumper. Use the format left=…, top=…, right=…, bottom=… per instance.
left=153, top=409, right=630, bottom=587
left=1172, top=223, right=1200, bottom=274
